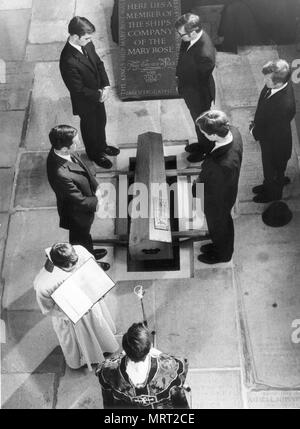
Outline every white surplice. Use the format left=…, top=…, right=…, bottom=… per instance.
left=34, top=245, right=119, bottom=370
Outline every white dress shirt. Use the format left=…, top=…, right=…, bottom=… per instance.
left=211, top=131, right=233, bottom=153
left=187, top=30, right=203, bottom=51
left=54, top=150, right=72, bottom=163
left=68, top=40, right=84, bottom=55
left=126, top=348, right=161, bottom=387
left=268, top=82, right=288, bottom=98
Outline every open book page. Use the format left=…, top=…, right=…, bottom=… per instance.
left=51, top=258, right=115, bottom=324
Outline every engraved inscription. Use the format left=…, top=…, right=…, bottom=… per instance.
left=119, top=0, right=181, bottom=100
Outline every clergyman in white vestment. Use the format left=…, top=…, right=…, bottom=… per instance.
left=34, top=244, right=119, bottom=370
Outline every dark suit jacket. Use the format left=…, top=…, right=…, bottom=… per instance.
left=176, top=31, right=216, bottom=103
left=198, top=126, right=243, bottom=220
left=253, top=82, right=296, bottom=161
left=60, top=41, right=110, bottom=116
left=47, top=150, right=98, bottom=230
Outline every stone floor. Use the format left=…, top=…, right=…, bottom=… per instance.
left=1, top=0, right=300, bottom=409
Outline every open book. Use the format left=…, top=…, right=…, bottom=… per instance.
left=51, top=258, right=116, bottom=324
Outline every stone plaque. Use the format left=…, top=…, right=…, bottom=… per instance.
left=248, top=390, right=300, bottom=409
left=119, top=0, right=181, bottom=100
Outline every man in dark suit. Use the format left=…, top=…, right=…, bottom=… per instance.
left=47, top=125, right=110, bottom=271
left=175, top=13, right=216, bottom=163
left=193, top=111, right=243, bottom=264
left=60, top=16, right=120, bottom=170
left=250, top=59, right=296, bottom=203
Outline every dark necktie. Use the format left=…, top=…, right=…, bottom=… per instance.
left=71, top=155, right=94, bottom=190
left=82, top=46, right=89, bottom=59
left=71, top=155, right=85, bottom=168
left=264, top=88, right=272, bottom=99
left=71, top=154, right=88, bottom=174
left=81, top=46, right=97, bottom=74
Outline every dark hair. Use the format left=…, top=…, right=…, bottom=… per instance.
left=48, top=125, right=78, bottom=150
left=68, top=16, right=96, bottom=37
left=196, top=110, right=230, bottom=138
left=262, top=59, right=291, bottom=84
left=50, top=243, right=78, bottom=269
left=175, top=13, right=202, bottom=34
left=122, top=323, right=151, bottom=362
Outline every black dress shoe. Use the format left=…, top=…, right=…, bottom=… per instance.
left=253, top=193, right=276, bottom=203
left=93, top=249, right=108, bottom=260
left=187, top=152, right=206, bottom=163
left=94, top=156, right=112, bottom=169
left=200, top=243, right=216, bottom=254
left=197, top=253, right=231, bottom=264
left=252, top=184, right=265, bottom=194
left=104, top=146, right=120, bottom=157
left=253, top=177, right=290, bottom=194
left=97, top=261, right=110, bottom=271
left=185, top=143, right=201, bottom=153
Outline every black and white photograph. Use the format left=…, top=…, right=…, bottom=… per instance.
left=0, top=0, right=300, bottom=411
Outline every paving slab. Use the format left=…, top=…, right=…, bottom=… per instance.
left=31, top=0, right=75, bottom=21
left=2, top=373, right=55, bottom=409
left=216, top=52, right=259, bottom=109
left=0, top=214, right=9, bottom=289
left=238, top=46, right=279, bottom=90
left=229, top=107, right=266, bottom=203
left=105, top=93, right=162, bottom=146
left=0, top=62, right=34, bottom=111
left=56, top=366, right=102, bottom=409
left=160, top=99, right=198, bottom=142
left=236, top=209, right=300, bottom=246
left=2, top=210, right=68, bottom=311
left=14, top=152, right=55, bottom=208
left=25, top=43, right=65, bottom=62
left=1, top=310, right=58, bottom=373
left=154, top=277, right=239, bottom=369
left=0, top=111, right=24, bottom=168
left=0, top=0, right=32, bottom=9
left=186, top=370, right=243, bottom=409
left=235, top=214, right=300, bottom=388
left=91, top=218, right=115, bottom=241
left=0, top=9, right=31, bottom=61
left=76, top=0, right=112, bottom=50
left=3, top=310, right=44, bottom=345
left=239, top=197, right=300, bottom=216
left=229, top=108, right=260, bottom=154
left=1, top=373, right=27, bottom=407
left=25, top=62, right=80, bottom=151
left=29, top=21, right=69, bottom=44
left=104, top=280, right=155, bottom=335
left=0, top=169, right=14, bottom=212
left=70, top=385, right=102, bottom=409
left=247, top=390, right=300, bottom=409
left=34, top=346, right=65, bottom=376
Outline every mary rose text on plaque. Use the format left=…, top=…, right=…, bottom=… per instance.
left=119, top=0, right=181, bottom=100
